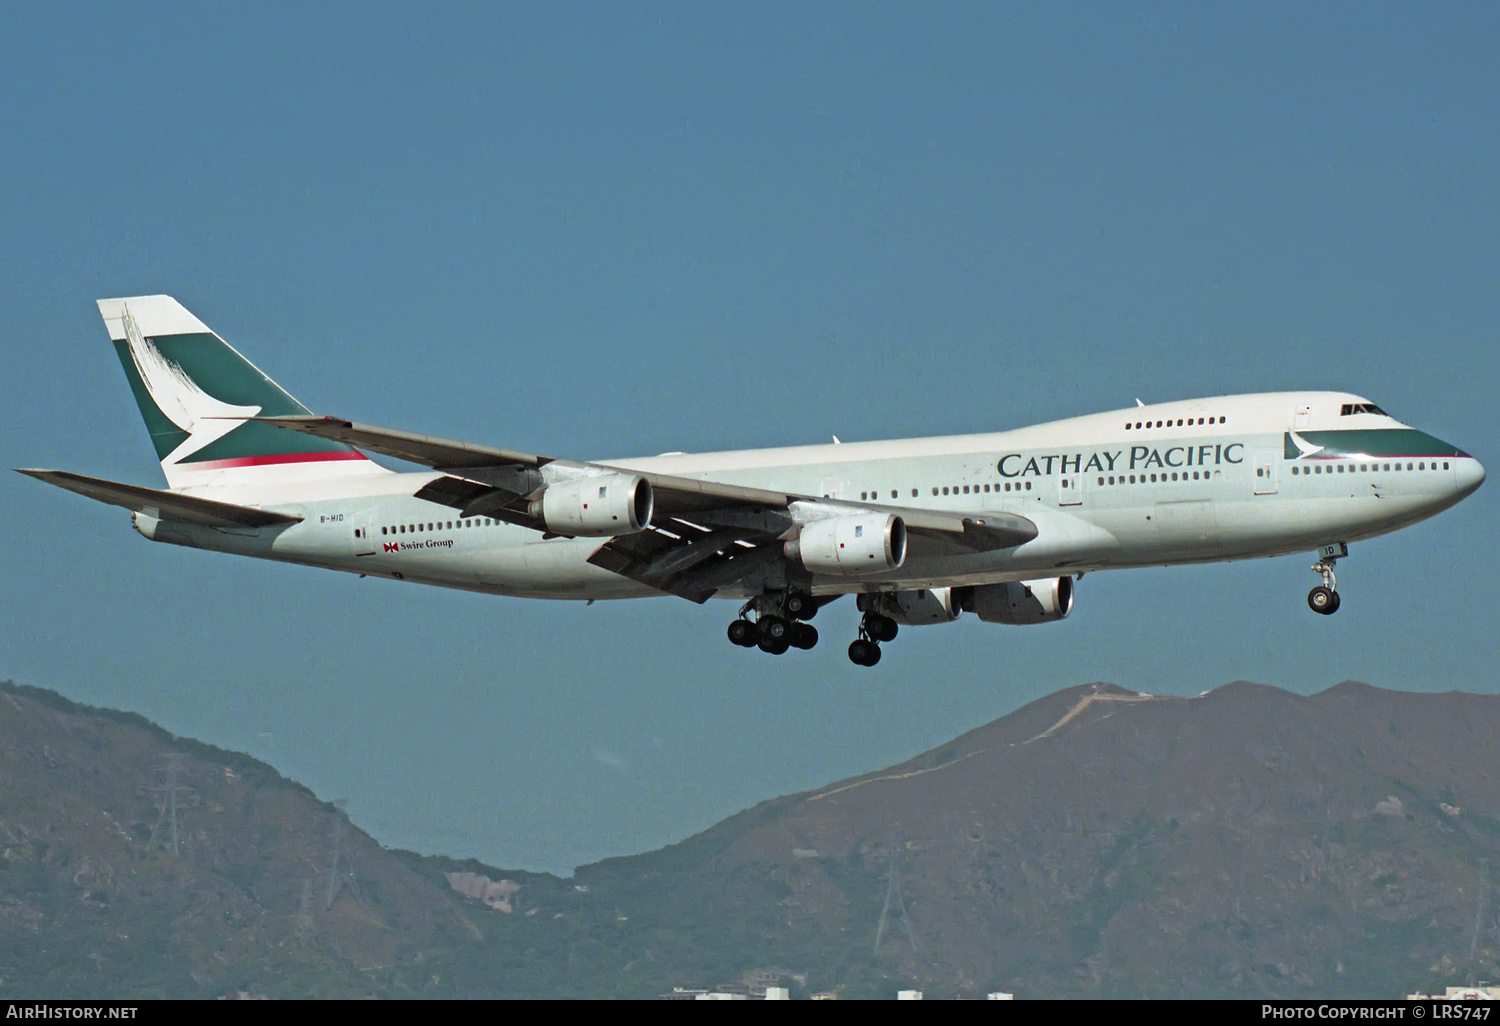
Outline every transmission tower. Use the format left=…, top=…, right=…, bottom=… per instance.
left=147, top=755, right=192, bottom=856
left=874, top=849, right=918, bottom=956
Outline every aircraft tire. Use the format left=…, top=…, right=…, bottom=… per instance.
left=727, top=619, right=759, bottom=647
left=848, top=639, right=880, bottom=666
left=784, top=592, right=815, bottom=620
left=865, top=614, right=899, bottom=643
left=790, top=623, right=818, bottom=650
left=758, top=634, right=791, bottom=655
left=1308, top=586, right=1338, bottom=615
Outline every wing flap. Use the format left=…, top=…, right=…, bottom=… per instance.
left=17, top=470, right=301, bottom=529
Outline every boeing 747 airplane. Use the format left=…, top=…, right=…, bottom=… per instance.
left=19, top=295, right=1485, bottom=666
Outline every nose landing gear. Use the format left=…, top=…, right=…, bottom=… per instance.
left=1307, top=542, right=1347, bottom=615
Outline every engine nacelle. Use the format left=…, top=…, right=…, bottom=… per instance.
left=861, top=587, right=962, bottom=625
left=530, top=473, right=653, bottom=537
left=962, top=577, right=1074, bottom=625
left=786, top=513, right=906, bottom=576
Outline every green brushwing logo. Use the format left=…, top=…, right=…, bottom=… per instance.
left=1284, top=429, right=1469, bottom=460
left=114, top=306, right=354, bottom=465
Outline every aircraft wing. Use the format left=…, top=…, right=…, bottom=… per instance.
left=257, top=415, right=1037, bottom=601
left=16, top=469, right=302, bottom=529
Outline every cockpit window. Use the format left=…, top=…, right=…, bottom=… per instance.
left=1340, top=402, right=1387, bottom=416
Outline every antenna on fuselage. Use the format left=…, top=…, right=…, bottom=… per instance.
left=1135, top=398, right=1146, bottom=407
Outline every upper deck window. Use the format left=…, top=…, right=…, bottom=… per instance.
left=1340, top=402, right=1387, bottom=416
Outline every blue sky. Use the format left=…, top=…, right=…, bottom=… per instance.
left=1, top=3, right=1495, bottom=873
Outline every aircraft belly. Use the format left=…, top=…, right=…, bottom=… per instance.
left=476, top=537, right=647, bottom=599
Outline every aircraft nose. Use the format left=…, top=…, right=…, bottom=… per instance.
left=1456, top=455, right=1485, bottom=497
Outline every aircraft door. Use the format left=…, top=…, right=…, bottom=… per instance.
left=353, top=517, right=377, bottom=556
left=1253, top=451, right=1279, bottom=495
left=1059, top=473, right=1082, bottom=506
left=351, top=510, right=375, bottom=552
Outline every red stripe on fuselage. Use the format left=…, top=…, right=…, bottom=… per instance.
left=184, top=451, right=371, bottom=470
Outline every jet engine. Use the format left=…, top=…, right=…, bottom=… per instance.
left=785, top=513, right=906, bottom=575
left=961, top=577, right=1074, bottom=625
left=530, top=473, right=653, bottom=537
left=867, top=587, right=962, bottom=625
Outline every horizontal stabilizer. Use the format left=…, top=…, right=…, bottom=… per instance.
left=255, top=415, right=549, bottom=470
left=16, top=470, right=302, bottom=529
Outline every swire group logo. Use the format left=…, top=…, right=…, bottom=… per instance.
left=381, top=539, right=454, bottom=554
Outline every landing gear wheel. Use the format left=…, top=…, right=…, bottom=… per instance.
left=757, top=616, right=791, bottom=654
left=863, top=614, right=898, bottom=644
left=727, top=619, right=759, bottom=647
left=1307, top=586, right=1339, bottom=615
left=790, top=623, right=819, bottom=650
left=759, top=615, right=790, bottom=643
left=784, top=592, right=815, bottom=621
left=848, top=639, right=881, bottom=666
left=758, top=635, right=791, bottom=655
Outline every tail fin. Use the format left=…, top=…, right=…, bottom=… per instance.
left=98, top=295, right=381, bottom=491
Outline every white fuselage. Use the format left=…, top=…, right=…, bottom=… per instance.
left=133, top=391, right=1485, bottom=602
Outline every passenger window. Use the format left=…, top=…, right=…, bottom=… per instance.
left=1024, top=481, right=1031, bottom=490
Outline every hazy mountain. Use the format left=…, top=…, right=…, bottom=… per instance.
left=0, top=679, right=1495, bottom=998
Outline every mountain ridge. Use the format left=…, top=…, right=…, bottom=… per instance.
left=0, top=677, right=1495, bottom=998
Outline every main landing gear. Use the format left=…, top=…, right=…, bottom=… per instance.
left=1307, top=542, right=1348, bottom=615
left=724, top=592, right=900, bottom=667
left=727, top=591, right=819, bottom=656
left=848, top=597, right=899, bottom=668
